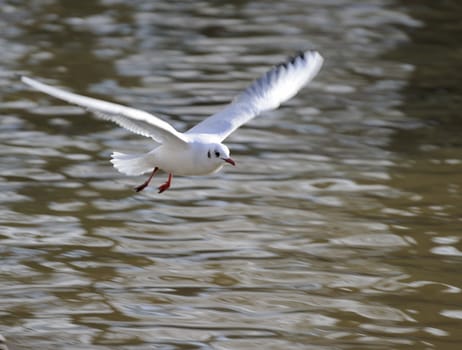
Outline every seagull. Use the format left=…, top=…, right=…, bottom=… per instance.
left=21, top=50, right=323, bottom=193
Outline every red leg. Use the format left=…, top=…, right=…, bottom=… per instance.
left=134, top=167, right=159, bottom=192
left=158, top=173, right=173, bottom=193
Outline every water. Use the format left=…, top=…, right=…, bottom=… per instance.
left=1, top=1, right=462, bottom=349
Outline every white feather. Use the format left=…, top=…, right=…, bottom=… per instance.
left=21, top=76, right=187, bottom=146
left=186, top=50, right=323, bottom=141
left=110, top=152, right=154, bottom=175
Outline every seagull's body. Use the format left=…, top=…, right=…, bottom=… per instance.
left=22, top=50, right=323, bottom=193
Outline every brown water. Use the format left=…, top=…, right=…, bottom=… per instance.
left=1, top=1, right=462, bottom=349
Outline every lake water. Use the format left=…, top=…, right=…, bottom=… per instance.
left=1, top=1, right=462, bottom=349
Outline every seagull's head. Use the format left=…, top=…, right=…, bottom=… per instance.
left=206, top=143, right=235, bottom=167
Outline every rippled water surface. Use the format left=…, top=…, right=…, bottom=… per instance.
left=1, top=1, right=462, bottom=349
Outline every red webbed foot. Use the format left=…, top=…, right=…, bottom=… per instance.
left=157, top=173, right=173, bottom=193
left=134, top=167, right=159, bottom=192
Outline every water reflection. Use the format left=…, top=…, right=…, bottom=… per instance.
left=1, top=1, right=461, bottom=349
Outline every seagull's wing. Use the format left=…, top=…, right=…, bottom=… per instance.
left=21, top=76, right=187, bottom=146
left=186, top=50, right=323, bottom=141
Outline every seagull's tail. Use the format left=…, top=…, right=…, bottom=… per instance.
left=110, top=152, right=154, bottom=176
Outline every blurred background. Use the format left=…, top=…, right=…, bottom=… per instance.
left=1, top=0, right=461, bottom=349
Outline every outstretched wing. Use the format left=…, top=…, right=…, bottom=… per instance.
left=21, top=76, right=187, bottom=146
left=186, top=50, right=323, bottom=141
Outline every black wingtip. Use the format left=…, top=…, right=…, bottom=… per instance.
left=276, top=50, right=314, bottom=69
left=289, top=51, right=304, bottom=64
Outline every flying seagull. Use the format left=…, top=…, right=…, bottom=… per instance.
left=21, top=50, right=323, bottom=193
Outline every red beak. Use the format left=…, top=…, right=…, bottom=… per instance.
left=223, top=157, right=236, bottom=166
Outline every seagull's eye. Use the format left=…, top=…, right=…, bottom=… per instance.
left=214, top=151, right=220, bottom=158
left=207, top=150, right=211, bottom=158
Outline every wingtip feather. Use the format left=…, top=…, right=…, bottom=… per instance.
left=21, top=75, right=34, bottom=86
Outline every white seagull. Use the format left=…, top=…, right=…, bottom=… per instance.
left=22, top=50, right=323, bottom=193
